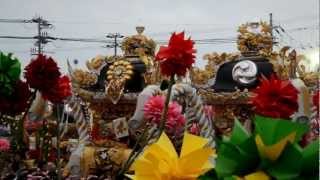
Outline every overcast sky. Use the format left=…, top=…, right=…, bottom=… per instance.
left=0, top=0, right=319, bottom=72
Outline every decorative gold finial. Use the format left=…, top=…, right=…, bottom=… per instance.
left=136, top=26, right=145, bottom=35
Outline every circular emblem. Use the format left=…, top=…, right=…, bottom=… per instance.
left=232, top=60, right=258, bottom=85
left=106, top=60, right=134, bottom=81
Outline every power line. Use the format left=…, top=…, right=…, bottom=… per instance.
left=288, top=25, right=319, bottom=32
left=0, top=16, right=54, bottom=55
left=0, top=36, right=34, bottom=39
left=0, top=18, right=34, bottom=23
left=0, top=34, right=237, bottom=46
left=53, top=37, right=113, bottom=43
left=50, top=46, right=105, bottom=52
left=1, top=16, right=315, bottom=55
left=0, top=35, right=114, bottom=43
left=50, top=19, right=233, bottom=27
left=274, top=24, right=318, bottom=50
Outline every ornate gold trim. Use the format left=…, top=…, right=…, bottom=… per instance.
left=199, top=89, right=251, bottom=105
left=105, top=59, right=134, bottom=104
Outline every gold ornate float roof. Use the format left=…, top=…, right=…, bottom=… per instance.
left=191, top=22, right=318, bottom=88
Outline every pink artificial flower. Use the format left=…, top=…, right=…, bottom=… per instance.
left=204, top=105, right=214, bottom=118
left=144, top=95, right=186, bottom=133
left=167, top=101, right=186, bottom=128
left=313, top=90, right=319, bottom=115
left=189, top=123, right=200, bottom=135
left=301, top=116, right=320, bottom=147
left=144, top=95, right=165, bottom=124
left=0, top=138, right=10, bottom=152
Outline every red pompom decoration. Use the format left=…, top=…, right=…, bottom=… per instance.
left=0, top=80, right=31, bottom=116
left=24, top=54, right=61, bottom=91
left=42, top=75, right=72, bottom=103
left=155, top=32, right=196, bottom=76
left=251, top=75, right=299, bottom=119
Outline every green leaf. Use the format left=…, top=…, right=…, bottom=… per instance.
left=215, top=143, right=239, bottom=177
left=223, top=176, right=237, bottom=180
left=301, top=139, right=319, bottom=176
left=229, top=119, right=250, bottom=145
left=215, top=137, right=260, bottom=178
left=237, top=135, right=259, bottom=157
left=267, top=143, right=302, bottom=179
left=254, top=115, right=308, bottom=145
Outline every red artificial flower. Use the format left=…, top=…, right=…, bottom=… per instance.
left=42, top=75, right=72, bottom=103
left=24, top=54, right=61, bottom=91
left=144, top=95, right=186, bottom=133
left=251, top=75, right=299, bottom=119
left=48, top=149, right=57, bottom=162
left=0, top=80, right=31, bottom=116
left=26, top=149, right=40, bottom=159
left=155, top=32, right=196, bottom=76
left=312, top=90, right=319, bottom=112
left=90, top=124, right=104, bottom=141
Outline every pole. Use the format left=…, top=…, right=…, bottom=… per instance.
left=269, top=13, right=273, bottom=50
left=37, top=17, right=41, bottom=55
left=106, top=33, right=123, bottom=56
left=114, top=35, right=117, bottom=56
left=32, top=16, right=52, bottom=56
left=56, top=105, right=61, bottom=180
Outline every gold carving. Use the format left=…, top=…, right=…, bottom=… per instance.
left=86, top=55, right=106, bottom=71
left=72, top=69, right=97, bottom=87
left=190, top=53, right=240, bottom=85
left=121, top=26, right=156, bottom=58
left=105, top=59, right=134, bottom=104
left=237, top=21, right=273, bottom=56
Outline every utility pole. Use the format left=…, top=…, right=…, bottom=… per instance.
left=31, top=16, right=52, bottom=55
left=106, top=33, right=124, bottom=56
left=269, top=13, right=274, bottom=49
left=37, top=18, right=41, bottom=54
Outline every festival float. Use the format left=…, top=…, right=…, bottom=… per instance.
left=0, top=22, right=318, bottom=179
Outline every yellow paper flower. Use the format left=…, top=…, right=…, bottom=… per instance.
left=237, top=171, right=270, bottom=180
left=128, top=132, right=215, bottom=180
